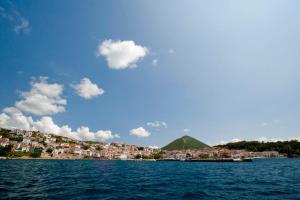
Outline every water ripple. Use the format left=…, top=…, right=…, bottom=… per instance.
left=0, top=159, right=300, bottom=199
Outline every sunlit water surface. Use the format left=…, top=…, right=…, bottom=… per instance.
left=0, top=159, right=300, bottom=199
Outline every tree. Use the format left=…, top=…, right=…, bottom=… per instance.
left=0, top=129, right=10, bottom=138
left=142, top=154, right=150, bottom=159
left=96, top=146, right=103, bottom=151
left=135, top=154, right=142, bottom=159
left=0, top=145, right=13, bottom=157
left=82, top=145, right=90, bottom=150
left=46, top=148, right=53, bottom=153
left=9, top=151, right=29, bottom=158
left=217, top=140, right=300, bottom=157
left=155, top=153, right=164, bottom=159
left=30, top=149, right=42, bottom=158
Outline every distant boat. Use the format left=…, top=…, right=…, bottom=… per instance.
left=144, top=159, right=156, bottom=161
left=233, top=158, right=242, bottom=162
left=129, top=159, right=156, bottom=161
left=242, top=158, right=253, bottom=162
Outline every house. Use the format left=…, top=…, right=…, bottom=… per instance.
left=117, top=154, right=128, bottom=160
left=73, top=148, right=82, bottom=155
left=82, top=150, right=93, bottom=157
left=250, top=151, right=279, bottom=158
left=53, top=149, right=64, bottom=155
left=24, top=131, right=33, bottom=137
left=22, top=138, right=31, bottom=144
left=0, top=138, right=9, bottom=147
left=60, top=143, right=70, bottom=148
left=21, top=144, right=30, bottom=152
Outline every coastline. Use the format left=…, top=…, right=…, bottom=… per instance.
left=1, top=156, right=295, bottom=161
left=1, top=128, right=298, bottom=161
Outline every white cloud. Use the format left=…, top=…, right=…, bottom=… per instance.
left=0, top=76, right=118, bottom=142
left=15, top=77, right=66, bottom=115
left=256, top=137, right=284, bottom=143
left=183, top=128, right=190, bottom=132
left=0, top=107, right=33, bottom=130
left=71, top=78, right=104, bottom=99
left=289, top=137, right=300, bottom=142
left=71, top=127, right=97, bottom=141
left=231, top=138, right=242, bottom=143
left=97, top=39, right=148, bottom=69
left=217, top=137, right=300, bottom=145
left=218, top=138, right=242, bottom=145
left=152, top=59, right=158, bottom=66
left=32, top=116, right=66, bottom=135
left=256, top=137, right=300, bottom=142
left=14, top=17, right=31, bottom=34
left=95, top=130, right=120, bottom=141
left=31, top=117, right=120, bottom=142
left=148, top=145, right=159, bottom=149
left=147, top=121, right=167, bottom=128
left=130, top=127, right=151, bottom=138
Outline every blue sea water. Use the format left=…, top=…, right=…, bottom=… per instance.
left=0, top=159, right=300, bottom=200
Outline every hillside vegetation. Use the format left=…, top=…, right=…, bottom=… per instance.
left=162, top=135, right=210, bottom=151
left=217, top=140, right=300, bottom=157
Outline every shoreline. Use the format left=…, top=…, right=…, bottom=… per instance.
left=0, top=157, right=295, bottom=161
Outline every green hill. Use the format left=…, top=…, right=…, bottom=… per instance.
left=162, top=135, right=210, bottom=151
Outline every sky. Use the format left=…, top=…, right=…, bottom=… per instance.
left=1, top=0, right=300, bottom=147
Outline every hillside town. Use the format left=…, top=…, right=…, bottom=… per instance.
left=0, top=128, right=161, bottom=160
left=0, top=128, right=285, bottom=160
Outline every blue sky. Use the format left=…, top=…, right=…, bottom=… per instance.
left=1, top=0, right=300, bottom=146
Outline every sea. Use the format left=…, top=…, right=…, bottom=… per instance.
left=0, top=159, right=300, bottom=200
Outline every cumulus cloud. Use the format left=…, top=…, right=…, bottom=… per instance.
left=71, top=78, right=104, bottom=99
left=0, top=108, right=119, bottom=142
left=0, top=107, right=33, bottom=130
left=97, top=39, right=148, bottom=69
left=71, top=127, right=97, bottom=141
left=15, top=77, right=66, bottom=116
left=148, top=145, right=159, bottom=149
left=32, top=116, right=68, bottom=136
left=32, top=118, right=119, bottom=142
left=95, top=130, right=120, bottom=141
left=147, top=121, right=167, bottom=128
left=256, top=137, right=284, bottom=143
left=0, top=77, right=119, bottom=142
left=183, top=128, right=190, bottom=132
left=152, top=59, right=158, bottom=66
left=130, top=127, right=151, bottom=138
left=219, top=138, right=242, bottom=145
left=231, top=138, right=242, bottom=143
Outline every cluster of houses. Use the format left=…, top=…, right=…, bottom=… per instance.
left=162, top=148, right=282, bottom=160
left=0, top=128, right=283, bottom=160
left=0, top=128, right=160, bottom=159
